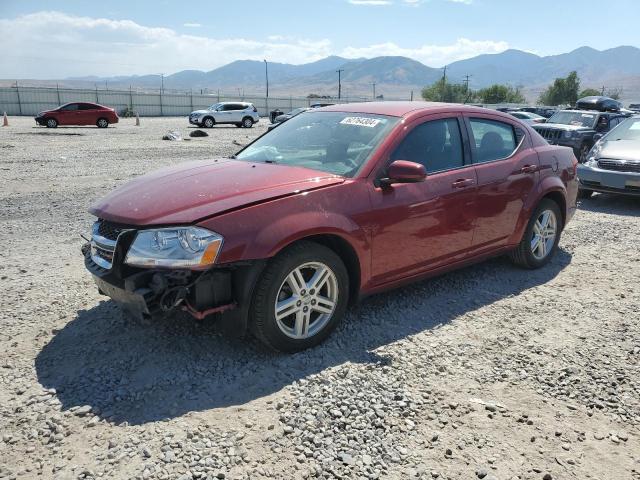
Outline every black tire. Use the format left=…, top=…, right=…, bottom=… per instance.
left=96, top=118, right=109, bottom=128
left=45, top=118, right=58, bottom=128
left=509, top=199, right=562, bottom=269
left=578, top=143, right=591, bottom=163
left=242, top=117, right=254, bottom=128
left=250, top=241, right=349, bottom=352
left=578, top=188, right=593, bottom=199
left=202, top=117, right=215, bottom=128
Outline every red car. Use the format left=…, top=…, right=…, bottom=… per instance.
left=35, top=102, right=119, bottom=128
left=83, top=102, right=578, bottom=352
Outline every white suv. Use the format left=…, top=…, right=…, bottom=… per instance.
left=189, top=102, right=260, bottom=128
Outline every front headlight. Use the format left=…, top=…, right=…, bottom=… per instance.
left=563, top=130, right=574, bottom=139
left=585, top=142, right=603, bottom=167
left=125, top=227, right=223, bottom=268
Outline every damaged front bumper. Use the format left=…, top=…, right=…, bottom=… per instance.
left=82, top=242, right=265, bottom=335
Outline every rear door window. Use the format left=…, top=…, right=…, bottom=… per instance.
left=468, top=118, right=518, bottom=163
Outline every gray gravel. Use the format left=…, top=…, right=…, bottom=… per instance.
left=1, top=116, right=639, bottom=480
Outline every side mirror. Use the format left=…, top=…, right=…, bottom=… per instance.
left=380, top=160, right=427, bottom=186
left=593, top=133, right=604, bottom=142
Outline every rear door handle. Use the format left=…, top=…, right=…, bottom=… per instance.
left=520, top=164, right=539, bottom=173
left=451, top=178, right=475, bottom=188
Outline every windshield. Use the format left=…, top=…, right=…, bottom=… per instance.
left=236, top=111, right=399, bottom=177
left=606, top=117, right=640, bottom=141
left=208, top=103, right=222, bottom=110
left=548, top=111, right=597, bottom=128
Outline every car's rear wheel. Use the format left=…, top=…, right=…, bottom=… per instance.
left=251, top=242, right=349, bottom=352
left=509, top=199, right=562, bottom=269
left=578, top=188, right=593, bottom=199
left=202, top=117, right=215, bottom=128
left=242, top=117, right=254, bottom=128
left=46, top=118, right=58, bottom=128
left=96, top=118, right=109, bottom=128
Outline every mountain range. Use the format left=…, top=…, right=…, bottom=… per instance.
left=14, top=46, right=640, bottom=102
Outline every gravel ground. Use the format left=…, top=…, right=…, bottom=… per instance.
left=0, top=116, right=639, bottom=480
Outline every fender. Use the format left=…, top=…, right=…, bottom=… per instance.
left=508, top=174, right=567, bottom=245
left=198, top=181, right=372, bottom=288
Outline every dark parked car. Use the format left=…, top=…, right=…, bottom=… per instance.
left=628, top=103, right=640, bottom=113
left=267, top=107, right=310, bottom=131
left=509, top=111, right=547, bottom=125
left=532, top=109, right=628, bottom=162
left=83, top=102, right=577, bottom=352
left=519, top=106, right=557, bottom=119
left=577, top=115, right=640, bottom=197
left=35, top=102, right=119, bottom=128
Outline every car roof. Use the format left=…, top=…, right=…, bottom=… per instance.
left=319, top=101, right=512, bottom=119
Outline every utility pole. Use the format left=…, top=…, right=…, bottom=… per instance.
left=264, top=60, right=269, bottom=98
left=601, top=85, right=605, bottom=95
left=337, top=69, right=344, bottom=100
left=441, top=65, right=447, bottom=102
left=463, top=74, right=472, bottom=103
left=264, top=59, right=269, bottom=116
left=371, top=82, right=376, bottom=100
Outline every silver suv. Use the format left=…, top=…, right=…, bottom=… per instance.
left=189, top=102, right=260, bottom=128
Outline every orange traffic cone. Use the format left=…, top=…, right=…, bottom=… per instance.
left=2, top=112, right=8, bottom=127
left=135, top=112, right=140, bottom=126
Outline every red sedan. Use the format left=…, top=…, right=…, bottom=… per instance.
left=35, top=102, right=119, bottom=128
left=83, top=102, right=578, bottom=352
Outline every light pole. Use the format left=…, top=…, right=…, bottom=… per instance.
left=264, top=59, right=269, bottom=116
left=337, top=69, right=344, bottom=100
left=371, top=82, right=376, bottom=100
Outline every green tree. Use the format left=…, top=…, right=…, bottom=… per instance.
left=579, top=88, right=601, bottom=97
left=476, top=84, right=526, bottom=104
left=538, top=71, right=580, bottom=106
left=421, top=79, right=475, bottom=103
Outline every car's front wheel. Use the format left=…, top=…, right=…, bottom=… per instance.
left=46, top=118, right=58, bottom=128
left=578, top=188, right=593, bottom=199
left=251, top=242, right=349, bottom=352
left=509, top=199, right=562, bottom=269
left=202, top=117, right=215, bottom=128
left=578, top=143, right=591, bottom=163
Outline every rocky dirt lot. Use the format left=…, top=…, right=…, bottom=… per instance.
left=0, top=117, right=638, bottom=480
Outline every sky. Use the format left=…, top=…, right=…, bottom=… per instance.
left=1, top=0, right=639, bottom=79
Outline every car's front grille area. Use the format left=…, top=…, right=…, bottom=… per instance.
left=534, top=127, right=563, bottom=142
left=598, top=159, right=640, bottom=173
left=97, top=220, right=129, bottom=241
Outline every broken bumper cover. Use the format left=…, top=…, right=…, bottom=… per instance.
left=82, top=244, right=266, bottom=333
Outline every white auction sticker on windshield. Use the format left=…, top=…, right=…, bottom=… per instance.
left=340, top=117, right=382, bottom=128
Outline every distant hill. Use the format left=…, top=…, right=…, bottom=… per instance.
left=6, top=46, right=640, bottom=102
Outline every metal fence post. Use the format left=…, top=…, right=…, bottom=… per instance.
left=160, top=88, right=163, bottom=116
left=190, top=89, right=193, bottom=111
left=15, top=81, right=22, bottom=115
left=95, top=85, right=99, bottom=103
left=129, top=85, right=133, bottom=111
left=56, top=83, right=61, bottom=105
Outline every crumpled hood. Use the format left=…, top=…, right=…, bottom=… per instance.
left=597, top=139, right=640, bottom=162
left=89, top=159, right=344, bottom=225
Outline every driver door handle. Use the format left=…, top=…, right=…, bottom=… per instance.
left=520, top=164, right=539, bottom=174
left=451, top=178, right=475, bottom=188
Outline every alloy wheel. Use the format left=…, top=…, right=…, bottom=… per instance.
left=530, top=209, right=557, bottom=260
left=274, top=262, right=338, bottom=339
